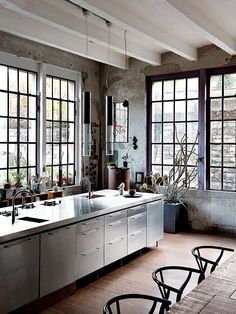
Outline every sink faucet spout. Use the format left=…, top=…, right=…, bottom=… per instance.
left=12, top=189, right=33, bottom=224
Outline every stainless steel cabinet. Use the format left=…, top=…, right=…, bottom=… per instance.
left=40, top=224, right=76, bottom=297
left=147, top=200, right=164, bottom=246
left=76, top=216, right=104, bottom=279
left=128, top=205, right=146, bottom=254
left=0, top=235, right=39, bottom=313
left=105, top=209, right=127, bottom=265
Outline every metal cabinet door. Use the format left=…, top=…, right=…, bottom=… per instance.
left=147, top=200, right=164, bottom=246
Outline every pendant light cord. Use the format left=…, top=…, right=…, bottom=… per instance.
left=106, top=21, right=111, bottom=95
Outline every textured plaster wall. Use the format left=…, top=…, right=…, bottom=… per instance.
left=101, top=45, right=236, bottom=233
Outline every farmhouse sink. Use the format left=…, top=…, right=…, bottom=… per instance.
left=18, top=216, right=48, bottom=223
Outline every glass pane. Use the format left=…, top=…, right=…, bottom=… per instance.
left=20, top=119, right=27, bottom=142
left=9, top=93, right=17, bottom=116
left=28, top=120, right=36, bottom=142
left=175, top=122, right=185, bottom=140
left=53, top=144, right=59, bottom=164
left=9, top=118, right=17, bottom=142
left=46, top=99, right=52, bottom=120
left=210, top=168, right=221, bottom=189
left=210, top=75, right=222, bottom=97
left=114, top=103, right=128, bottom=143
left=68, top=144, right=74, bottom=163
left=187, top=145, right=198, bottom=166
left=0, top=144, right=7, bottom=168
left=68, top=102, right=74, bottom=121
left=187, top=100, right=198, bottom=120
left=223, top=145, right=236, bottom=167
left=29, top=96, right=36, bottom=119
left=224, top=73, right=236, bottom=96
left=28, top=167, right=36, bottom=179
left=46, top=121, right=52, bottom=142
left=0, top=118, right=7, bottom=142
left=9, top=144, right=17, bottom=167
left=163, top=101, right=173, bottom=121
left=163, top=166, right=172, bottom=177
left=53, top=100, right=60, bottom=120
left=163, top=123, right=173, bottom=143
left=0, top=92, right=7, bottom=116
left=61, top=101, right=67, bottom=121
left=46, top=77, right=52, bottom=98
left=187, top=77, right=198, bottom=98
left=210, top=145, right=222, bottom=167
left=61, top=122, right=68, bottom=142
left=223, top=168, right=236, bottom=191
left=151, top=165, right=161, bottom=176
left=46, top=144, right=52, bottom=164
left=152, top=123, right=162, bottom=143
left=0, top=65, right=7, bottom=90
left=62, top=165, right=67, bottom=185
left=52, top=166, right=59, bottom=185
left=211, top=121, right=222, bottom=143
left=61, top=80, right=67, bottom=99
left=163, top=145, right=173, bottom=164
left=9, top=68, right=18, bottom=92
left=187, top=122, right=198, bottom=142
left=61, top=144, right=67, bottom=164
left=68, top=123, right=74, bottom=142
left=28, top=144, right=36, bottom=166
left=210, top=99, right=222, bottom=120
left=175, top=101, right=185, bottom=121
left=0, top=169, right=7, bottom=187
left=20, top=95, right=27, bottom=117
left=29, top=72, right=36, bottom=95
left=152, top=144, right=162, bottom=164
left=152, top=102, right=162, bottom=122
left=53, top=122, right=60, bottom=142
left=175, top=79, right=185, bottom=99
left=163, top=80, right=174, bottom=100
left=223, top=121, right=236, bottom=143
left=19, top=144, right=27, bottom=167
left=19, top=70, right=27, bottom=93
left=68, top=165, right=74, bottom=184
left=224, top=98, right=236, bottom=120
left=68, top=81, right=75, bottom=101
left=53, top=78, right=60, bottom=98
left=9, top=169, right=17, bottom=185
left=152, top=81, right=162, bottom=101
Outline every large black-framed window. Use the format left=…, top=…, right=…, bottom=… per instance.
left=0, top=64, right=37, bottom=186
left=46, top=75, right=76, bottom=186
left=206, top=67, right=236, bottom=191
left=146, top=71, right=200, bottom=188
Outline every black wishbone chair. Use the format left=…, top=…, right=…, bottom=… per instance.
left=152, top=265, right=202, bottom=308
left=191, top=245, right=234, bottom=281
left=103, top=293, right=171, bottom=314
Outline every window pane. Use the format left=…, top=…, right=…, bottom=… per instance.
left=28, top=144, right=36, bottom=166
left=163, top=166, right=172, bottom=177
left=20, top=95, right=27, bottom=118
left=46, top=121, right=52, bottom=142
left=163, top=123, right=173, bottom=143
left=53, top=100, right=60, bottom=120
left=223, top=121, right=236, bottom=143
left=187, top=122, right=198, bottom=142
left=187, top=145, right=198, bottom=166
left=19, top=144, right=27, bottom=167
left=68, top=165, right=74, bottom=184
left=46, top=99, right=52, bottom=120
left=61, top=122, right=68, bottom=142
left=9, top=144, right=17, bottom=167
left=53, top=78, right=60, bottom=98
left=46, top=144, right=52, bottom=164
left=187, top=100, right=198, bottom=120
left=52, top=166, right=59, bottom=184
left=175, top=122, right=185, bottom=140
left=152, top=81, right=162, bottom=101
left=0, top=92, right=7, bottom=116
left=211, top=121, right=222, bottom=143
left=210, top=168, right=221, bottom=189
left=151, top=165, right=161, bottom=176
left=152, top=102, right=162, bottom=122
left=0, top=169, right=7, bottom=187
left=163, top=145, right=173, bottom=164
left=68, top=81, right=75, bottom=101
left=68, top=123, right=74, bottom=142
left=9, top=169, right=17, bottom=184
left=9, top=118, right=17, bottom=142
left=0, top=65, right=7, bottom=90
left=68, top=144, right=74, bottom=163
left=224, top=98, right=236, bottom=120
left=224, top=73, right=236, bottom=96
left=53, top=144, right=59, bottom=164
left=210, top=145, right=222, bottom=167
left=29, top=97, right=36, bottom=119
left=19, top=70, right=27, bottom=93
left=9, top=93, right=17, bottom=117
left=46, top=77, right=52, bottom=98
left=223, top=145, right=236, bottom=167
left=152, top=123, right=162, bottom=143
left=0, top=118, right=7, bottom=142
left=187, top=77, right=198, bottom=98
left=29, top=72, right=36, bottom=95
left=175, top=101, right=185, bottom=121
left=20, top=119, right=27, bottom=142
left=0, top=144, right=7, bottom=168
left=28, top=120, right=36, bottom=142
left=61, top=101, right=67, bottom=121
left=61, top=80, right=67, bottom=99
left=223, top=168, right=236, bottom=191
left=210, top=99, right=222, bottom=120
left=62, top=165, right=68, bottom=185
left=152, top=144, right=162, bottom=164
left=163, top=101, right=173, bottom=121
left=61, top=144, right=67, bottom=164
left=163, top=80, right=174, bottom=100
left=175, top=79, right=185, bottom=99
left=53, top=122, right=60, bottom=142
left=9, top=68, right=18, bottom=92
left=68, top=102, right=74, bottom=121
left=210, top=75, right=222, bottom=97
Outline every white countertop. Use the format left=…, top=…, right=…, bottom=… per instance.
left=0, top=190, right=163, bottom=243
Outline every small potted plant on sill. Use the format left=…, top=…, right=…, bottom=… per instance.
left=121, top=137, right=138, bottom=168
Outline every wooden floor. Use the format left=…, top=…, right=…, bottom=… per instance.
left=41, top=232, right=236, bottom=314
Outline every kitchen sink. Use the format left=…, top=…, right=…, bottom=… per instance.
left=18, top=216, right=48, bottom=223
left=80, top=194, right=105, bottom=199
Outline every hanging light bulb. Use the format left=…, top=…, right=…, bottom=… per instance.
left=106, top=95, right=113, bottom=155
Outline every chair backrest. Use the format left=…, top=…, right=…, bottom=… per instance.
left=152, top=265, right=202, bottom=306
left=103, top=293, right=171, bottom=314
left=191, top=245, right=234, bottom=281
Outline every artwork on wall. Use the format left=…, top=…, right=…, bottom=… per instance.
left=113, top=102, right=129, bottom=143
left=135, top=172, right=144, bottom=184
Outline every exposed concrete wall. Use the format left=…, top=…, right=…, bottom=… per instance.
left=100, top=44, right=236, bottom=233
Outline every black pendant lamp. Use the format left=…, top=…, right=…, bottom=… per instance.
left=106, top=95, right=113, bottom=155
left=83, top=91, right=91, bottom=156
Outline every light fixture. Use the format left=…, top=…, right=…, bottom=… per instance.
left=82, top=9, right=92, bottom=156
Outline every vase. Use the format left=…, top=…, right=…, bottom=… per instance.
left=164, top=202, right=188, bottom=233
left=123, top=161, right=128, bottom=168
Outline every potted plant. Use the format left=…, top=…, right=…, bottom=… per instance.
left=163, top=132, right=199, bottom=233
left=121, top=137, right=138, bottom=168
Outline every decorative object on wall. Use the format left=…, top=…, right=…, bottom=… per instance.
left=135, top=172, right=144, bottom=184
left=82, top=91, right=91, bottom=156
left=114, top=102, right=129, bottom=143
left=106, top=95, right=113, bottom=155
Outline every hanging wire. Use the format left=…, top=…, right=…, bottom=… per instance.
left=105, top=21, right=111, bottom=95
left=124, top=30, right=128, bottom=69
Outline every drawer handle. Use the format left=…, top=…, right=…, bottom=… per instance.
left=81, top=247, right=99, bottom=256
left=131, top=229, right=144, bottom=237
left=3, top=237, right=33, bottom=248
left=109, top=219, right=126, bottom=227
left=130, top=213, right=145, bottom=220
left=129, top=206, right=144, bottom=212
left=108, top=211, right=125, bottom=218
left=81, top=218, right=100, bottom=226
left=108, top=237, right=124, bottom=245
left=81, top=228, right=99, bottom=235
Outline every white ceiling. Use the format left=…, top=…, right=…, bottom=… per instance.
left=0, top=0, right=236, bottom=69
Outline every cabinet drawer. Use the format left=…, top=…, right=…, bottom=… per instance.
left=105, top=236, right=127, bottom=265
left=105, top=209, right=127, bottom=224
left=128, top=205, right=146, bottom=217
left=105, top=218, right=127, bottom=242
left=128, top=228, right=146, bottom=254
left=77, top=246, right=103, bottom=279
left=77, top=225, right=103, bottom=253
left=77, top=216, right=104, bottom=233
left=128, top=212, right=146, bottom=234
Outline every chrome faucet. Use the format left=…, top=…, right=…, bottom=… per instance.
left=12, top=189, right=33, bottom=224
left=81, top=176, right=92, bottom=199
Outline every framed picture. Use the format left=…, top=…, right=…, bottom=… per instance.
left=113, top=102, right=129, bottom=143
left=135, top=172, right=144, bottom=184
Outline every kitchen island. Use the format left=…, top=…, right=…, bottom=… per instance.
left=0, top=190, right=163, bottom=313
